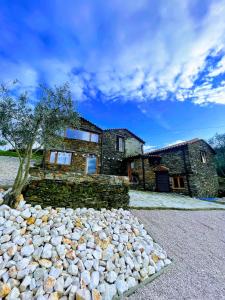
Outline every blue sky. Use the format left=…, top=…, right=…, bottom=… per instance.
left=1, top=0, right=225, bottom=150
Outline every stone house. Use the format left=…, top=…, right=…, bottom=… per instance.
left=44, top=117, right=103, bottom=175
left=126, top=139, right=219, bottom=197
left=44, top=117, right=218, bottom=197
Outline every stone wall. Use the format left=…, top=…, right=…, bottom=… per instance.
left=44, top=118, right=102, bottom=174
left=187, top=140, right=219, bottom=197
left=101, top=129, right=143, bottom=175
left=24, top=168, right=130, bottom=209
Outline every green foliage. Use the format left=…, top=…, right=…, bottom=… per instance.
left=209, top=133, right=225, bottom=177
left=0, top=81, right=80, bottom=205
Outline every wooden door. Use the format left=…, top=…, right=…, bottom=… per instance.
left=127, top=162, right=132, bottom=181
left=156, top=171, right=170, bottom=192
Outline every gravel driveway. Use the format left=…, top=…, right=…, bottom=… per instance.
left=129, top=210, right=225, bottom=300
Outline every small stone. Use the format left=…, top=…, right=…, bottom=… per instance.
left=0, top=282, right=11, bottom=298
left=81, top=270, right=91, bottom=286
left=84, top=260, right=93, bottom=271
left=38, top=258, right=52, bottom=268
left=8, top=266, right=17, bottom=278
left=54, top=276, right=64, bottom=293
left=148, top=265, right=156, bottom=275
left=56, top=245, right=65, bottom=258
left=93, top=250, right=102, bottom=260
left=20, top=275, right=32, bottom=292
left=5, top=286, right=20, bottom=300
left=21, top=245, right=34, bottom=257
left=66, top=249, right=76, bottom=260
left=41, top=215, right=48, bottom=222
left=106, top=271, right=117, bottom=283
left=48, top=292, right=59, bottom=300
left=92, top=289, right=102, bottom=300
left=49, top=267, right=62, bottom=278
left=33, top=236, right=44, bottom=247
left=71, top=232, right=82, bottom=240
left=127, top=276, right=137, bottom=289
left=76, top=288, right=91, bottom=300
left=164, top=258, right=172, bottom=266
left=68, top=264, right=78, bottom=276
left=43, top=276, right=56, bottom=293
left=42, top=243, right=52, bottom=259
left=21, top=209, right=31, bottom=219
left=104, top=283, right=117, bottom=300
left=33, top=268, right=46, bottom=281
left=51, top=236, right=62, bottom=246
left=89, top=271, right=100, bottom=290
left=125, top=256, right=134, bottom=269
left=26, top=216, right=36, bottom=225
left=116, top=278, right=128, bottom=295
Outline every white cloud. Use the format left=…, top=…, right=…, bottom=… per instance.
left=2, top=0, right=225, bottom=105
left=143, top=144, right=156, bottom=153
left=166, top=140, right=186, bottom=147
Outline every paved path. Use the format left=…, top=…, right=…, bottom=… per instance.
left=0, top=156, right=20, bottom=187
left=129, top=210, right=225, bottom=300
left=129, top=190, right=225, bottom=209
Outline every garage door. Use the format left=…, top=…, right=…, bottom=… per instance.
left=156, top=171, right=170, bottom=192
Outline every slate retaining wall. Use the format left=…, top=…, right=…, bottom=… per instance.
left=23, top=168, right=129, bottom=209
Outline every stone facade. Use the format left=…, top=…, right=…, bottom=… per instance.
left=128, top=140, right=219, bottom=197
left=24, top=168, right=129, bottom=209
left=42, top=115, right=218, bottom=198
left=101, top=129, right=144, bottom=175
left=187, top=140, right=219, bottom=197
left=44, top=118, right=102, bottom=175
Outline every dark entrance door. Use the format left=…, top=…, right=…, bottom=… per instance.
left=156, top=171, right=170, bottom=192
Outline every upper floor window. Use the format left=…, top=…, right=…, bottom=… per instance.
left=116, top=136, right=125, bottom=152
left=66, top=128, right=99, bottom=143
left=49, top=151, right=72, bottom=165
left=200, top=151, right=207, bottom=163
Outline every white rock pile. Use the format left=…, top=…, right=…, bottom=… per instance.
left=0, top=200, right=171, bottom=300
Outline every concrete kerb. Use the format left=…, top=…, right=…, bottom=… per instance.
left=129, top=206, right=225, bottom=211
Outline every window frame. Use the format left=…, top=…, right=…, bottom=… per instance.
left=49, top=151, right=72, bottom=166
left=65, top=128, right=99, bottom=143
left=172, top=176, right=185, bottom=189
left=116, top=136, right=125, bottom=152
left=86, top=155, right=97, bottom=174
left=200, top=151, right=207, bottom=164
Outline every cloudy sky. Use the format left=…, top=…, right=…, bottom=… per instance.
left=1, top=0, right=225, bottom=150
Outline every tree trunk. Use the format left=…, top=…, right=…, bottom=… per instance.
left=3, top=148, right=33, bottom=207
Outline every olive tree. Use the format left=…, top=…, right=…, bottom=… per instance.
left=0, top=82, right=79, bottom=206
left=209, top=133, right=225, bottom=177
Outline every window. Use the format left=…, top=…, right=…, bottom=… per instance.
left=65, top=128, right=99, bottom=143
left=49, top=151, right=72, bottom=165
left=116, top=136, right=125, bottom=152
left=86, top=156, right=97, bottom=174
left=131, top=161, right=135, bottom=169
left=200, top=151, right=207, bottom=163
left=172, top=176, right=185, bottom=189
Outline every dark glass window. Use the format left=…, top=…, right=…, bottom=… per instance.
left=87, top=156, right=97, bottom=174
left=65, top=128, right=99, bottom=143
left=49, top=151, right=72, bottom=165
left=200, top=151, right=207, bottom=163
left=116, top=136, right=125, bottom=152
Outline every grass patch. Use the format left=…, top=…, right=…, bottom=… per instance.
left=0, top=150, right=43, bottom=163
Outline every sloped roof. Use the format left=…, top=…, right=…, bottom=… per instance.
left=146, top=138, right=215, bottom=154
left=125, top=154, right=161, bottom=160
left=104, top=129, right=145, bottom=144
left=80, top=117, right=103, bottom=132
